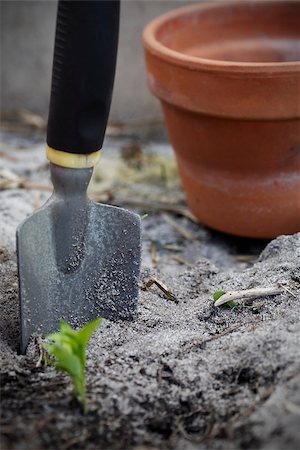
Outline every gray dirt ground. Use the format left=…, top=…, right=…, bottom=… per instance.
left=0, top=129, right=300, bottom=450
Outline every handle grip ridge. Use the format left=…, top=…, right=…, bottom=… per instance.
left=47, top=0, right=120, bottom=155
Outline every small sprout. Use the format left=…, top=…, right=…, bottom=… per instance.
left=214, top=286, right=283, bottom=307
left=213, top=290, right=226, bottom=301
left=140, top=213, right=149, bottom=220
left=43, top=317, right=102, bottom=412
left=223, top=300, right=239, bottom=309
left=213, top=290, right=238, bottom=309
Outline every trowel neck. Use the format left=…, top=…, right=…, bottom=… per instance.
left=50, top=163, right=93, bottom=198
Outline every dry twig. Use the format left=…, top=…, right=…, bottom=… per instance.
left=0, top=151, right=18, bottom=162
left=162, top=213, right=198, bottom=240
left=141, top=278, right=177, bottom=303
left=233, top=254, right=257, bottom=262
left=15, top=108, right=46, bottom=130
left=0, top=169, right=52, bottom=192
left=278, top=282, right=297, bottom=298
left=91, top=194, right=198, bottom=222
left=162, top=244, right=183, bottom=251
left=35, top=336, right=45, bottom=368
left=214, top=286, right=283, bottom=307
left=170, top=254, right=194, bottom=268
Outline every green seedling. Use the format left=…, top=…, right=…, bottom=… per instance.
left=43, top=317, right=102, bottom=412
left=213, top=290, right=263, bottom=312
left=213, top=290, right=238, bottom=309
left=140, top=213, right=149, bottom=220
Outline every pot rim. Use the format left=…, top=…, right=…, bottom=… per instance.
left=143, top=0, right=300, bottom=75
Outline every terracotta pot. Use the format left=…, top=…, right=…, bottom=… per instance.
left=143, top=0, right=300, bottom=238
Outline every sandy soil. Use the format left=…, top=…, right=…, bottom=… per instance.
left=0, top=131, right=299, bottom=450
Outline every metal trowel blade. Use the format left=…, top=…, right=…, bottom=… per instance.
left=17, top=164, right=141, bottom=353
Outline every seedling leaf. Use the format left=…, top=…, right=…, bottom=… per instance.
left=213, top=290, right=238, bottom=309
left=43, top=317, right=102, bottom=411
left=225, top=300, right=239, bottom=309
left=59, top=319, right=74, bottom=334
left=77, top=317, right=102, bottom=348
left=213, top=290, right=226, bottom=301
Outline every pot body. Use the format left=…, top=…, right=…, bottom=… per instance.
left=143, top=0, right=300, bottom=238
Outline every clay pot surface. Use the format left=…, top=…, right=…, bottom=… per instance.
left=143, top=0, right=300, bottom=238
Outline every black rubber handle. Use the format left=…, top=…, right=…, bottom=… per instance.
left=47, top=0, right=120, bottom=155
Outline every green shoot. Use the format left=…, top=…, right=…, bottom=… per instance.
left=213, top=290, right=238, bottom=309
left=43, top=317, right=102, bottom=412
left=213, top=290, right=226, bottom=301
left=140, top=213, right=149, bottom=220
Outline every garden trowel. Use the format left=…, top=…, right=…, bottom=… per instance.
left=17, top=0, right=141, bottom=354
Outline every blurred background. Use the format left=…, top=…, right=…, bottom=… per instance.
left=0, top=0, right=268, bottom=271
left=1, top=0, right=197, bottom=136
